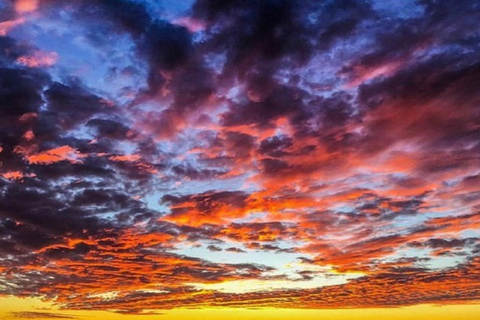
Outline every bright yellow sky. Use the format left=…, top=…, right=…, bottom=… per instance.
left=1, top=296, right=479, bottom=320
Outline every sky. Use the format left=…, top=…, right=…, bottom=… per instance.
left=0, top=0, right=479, bottom=319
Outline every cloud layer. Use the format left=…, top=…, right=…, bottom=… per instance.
left=0, top=0, right=479, bottom=314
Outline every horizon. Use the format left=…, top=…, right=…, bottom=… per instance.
left=0, top=0, right=479, bottom=319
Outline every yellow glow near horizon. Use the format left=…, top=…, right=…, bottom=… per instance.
left=187, top=272, right=363, bottom=293
left=1, top=296, right=479, bottom=320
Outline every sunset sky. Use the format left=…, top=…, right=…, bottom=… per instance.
left=0, top=0, right=479, bottom=319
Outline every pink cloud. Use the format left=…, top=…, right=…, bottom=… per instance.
left=28, top=146, right=87, bottom=165
left=17, top=51, right=58, bottom=68
left=15, top=0, right=39, bottom=13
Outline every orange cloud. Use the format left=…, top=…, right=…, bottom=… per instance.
left=1, top=171, right=35, bottom=180
left=108, top=154, right=141, bottom=162
left=27, top=146, right=87, bottom=164
left=15, top=0, right=39, bottom=13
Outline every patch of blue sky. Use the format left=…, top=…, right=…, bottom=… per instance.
left=0, top=0, right=8, bottom=9
left=174, top=129, right=211, bottom=150
left=170, top=173, right=253, bottom=196
left=172, top=239, right=311, bottom=274
left=231, top=211, right=269, bottom=224
left=142, top=0, right=196, bottom=20
left=424, top=255, right=468, bottom=270
left=224, top=84, right=244, bottom=102
left=389, top=209, right=461, bottom=236
left=154, top=136, right=192, bottom=156
left=191, top=30, right=208, bottom=44
left=173, top=240, right=366, bottom=294
left=11, top=11, right=148, bottom=100
left=391, top=216, right=429, bottom=232
left=113, top=140, right=138, bottom=155
left=352, top=174, right=391, bottom=191
left=329, top=204, right=356, bottom=213
left=381, top=247, right=428, bottom=266
left=143, top=192, right=170, bottom=213
left=372, top=0, right=425, bottom=19
left=460, top=229, right=480, bottom=238
left=60, top=125, right=96, bottom=142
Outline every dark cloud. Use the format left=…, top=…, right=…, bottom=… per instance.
left=140, top=21, right=192, bottom=72
left=0, top=67, right=47, bottom=117
left=162, top=190, right=249, bottom=224
left=409, top=238, right=479, bottom=249
left=206, top=244, right=222, bottom=252
left=221, top=85, right=305, bottom=128
left=86, top=118, right=131, bottom=140
left=172, top=164, right=226, bottom=180
left=246, top=242, right=295, bottom=253
left=0, top=36, right=29, bottom=64
left=222, top=131, right=256, bottom=159
left=226, top=247, right=246, bottom=253
left=44, top=81, right=113, bottom=129
left=92, top=0, right=152, bottom=35
left=259, top=135, right=293, bottom=158
left=193, top=0, right=372, bottom=73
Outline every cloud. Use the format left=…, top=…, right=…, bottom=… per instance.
left=14, top=0, right=39, bottom=14
left=162, top=190, right=250, bottom=225
left=16, top=50, right=57, bottom=68
left=27, top=146, right=87, bottom=164
left=0, top=0, right=479, bottom=314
